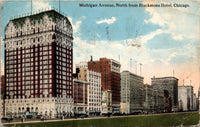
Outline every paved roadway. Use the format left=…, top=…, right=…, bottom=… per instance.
left=2, top=111, right=199, bottom=126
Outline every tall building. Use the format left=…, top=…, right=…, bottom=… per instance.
left=88, top=58, right=121, bottom=114
left=75, top=62, right=102, bottom=115
left=4, top=9, right=73, bottom=118
left=178, top=86, right=194, bottom=111
left=120, top=71, right=144, bottom=114
left=151, top=77, right=178, bottom=112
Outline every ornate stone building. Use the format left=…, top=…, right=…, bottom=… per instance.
left=4, top=9, right=73, bottom=118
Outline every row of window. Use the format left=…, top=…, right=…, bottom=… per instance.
left=6, top=55, right=52, bottom=63
left=6, top=88, right=50, bottom=93
left=6, top=70, right=52, bottom=77
left=6, top=46, right=52, bottom=54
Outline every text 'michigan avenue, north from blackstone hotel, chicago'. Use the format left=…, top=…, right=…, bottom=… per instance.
left=79, top=3, right=190, bottom=8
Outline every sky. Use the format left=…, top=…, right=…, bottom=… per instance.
left=0, top=0, right=199, bottom=94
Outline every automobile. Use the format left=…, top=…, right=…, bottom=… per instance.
left=40, top=117, right=45, bottom=121
left=1, top=118, right=14, bottom=122
left=26, top=115, right=33, bottom=119
left=36, top=115, right=43, bottom=119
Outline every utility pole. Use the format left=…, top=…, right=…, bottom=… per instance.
left=139, top=63, right=142, bottom=76
left=135, top=61, right=137, bottom=74
left=130, top=58, right=132, bottom=72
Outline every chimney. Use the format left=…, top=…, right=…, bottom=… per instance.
left=90, top=56, right=93, bottom=61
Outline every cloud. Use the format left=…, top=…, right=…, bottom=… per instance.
left=144, top=1, right=199, bottom=41
left=124, top=29, right=165, bottom=46
left=96, top=17, right=116, bottom=24
left=68, top=17, right=83, bottom=34
left=32, top=1, right=50, bottom=11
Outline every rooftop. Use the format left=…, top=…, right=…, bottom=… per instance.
left=151, top=76, right=178, bottom=80
left=5, top=8, right=71, bottom=30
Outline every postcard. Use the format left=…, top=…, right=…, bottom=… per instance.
left=0, top=0, right=199, bottom=126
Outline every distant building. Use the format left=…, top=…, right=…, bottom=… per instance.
left=178, top=85, right=194, bottom=111
left=4, top=9, right=74, bottom=118
left=102, top=90, right=112, bottom=114
left=75, top=61, right=88, bottom=69
left=1, top=75, right=5, bottom=98
left=1, top=100, right=5, bottom=118
left=151, top=77, right=178, bottom=112
left=120, top=71, right=144, bottom=114
left=198, top=86, right=200, bottom=99
left=186, top=86, right=193, bottom=110
left=143, top=84, right=155, bottom=113
left=153, top=89, right=164, bottom=112
left=178, top=86, right=188, bottom=111
left=143, top=84, right=165, bottom=113
left=73, top=79, right=89, bottom=115
left=75, top=62, right=102, bottom=115
left=88, top=58, right=121, bottom=114
left=1, top=75, right=5, bottom=118
left=198, top=86, right=200, bottom=110
left=193, top=93, right=197, bottom=110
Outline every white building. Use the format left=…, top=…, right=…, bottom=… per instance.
left=75, top=62, right=102, bottom=115
left=178, top=86, right=194, bottom=111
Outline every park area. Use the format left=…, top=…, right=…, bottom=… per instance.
left=3, top=112, right=199, bottom=127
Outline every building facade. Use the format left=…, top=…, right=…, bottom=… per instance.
left=120, top=71, right=144, bottom=114
left=101, top=90, right=112, bottom=114
left=87, top=71, right=101, bottom=115
left=153, top=89, right=164, bottom=112
left=151, top=77, right=178, bottom=112
left=4, top=9, right=73, bottom=118
left=193, top=93, right=197, bottom=110
left=88, top=58, right=121, bottom=114
left=178, top=85, right=195, bottom=111
left=73, top=79, right=88, bottom=115
left=1, top=75, right=5, bottom=118
left=1, top=75, right=5, bottom=97
left=75, top=62, right=102, bottom=115
left=143, top=84, right=154, bottom=113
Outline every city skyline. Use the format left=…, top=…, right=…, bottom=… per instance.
left=1, top=0, right=199, bottom=94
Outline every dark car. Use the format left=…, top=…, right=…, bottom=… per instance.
left=36, top=115, right=43, bottom=119
left=1, top=118, right=14, bottom=122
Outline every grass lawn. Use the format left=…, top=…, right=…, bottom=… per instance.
left=4, top=112, right=199, bottom=127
